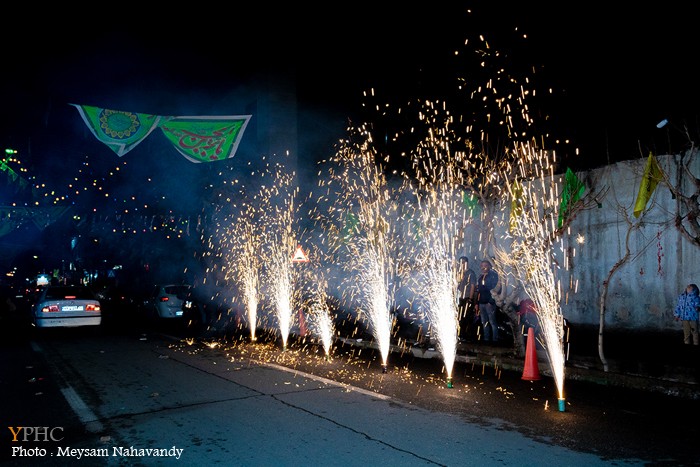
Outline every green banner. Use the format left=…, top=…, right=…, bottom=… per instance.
left=159, top=116, right=251, bottom=163
left=71, top=104, right=163, bottom=156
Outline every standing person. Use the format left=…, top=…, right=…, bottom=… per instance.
left=674, top=283, right=700, bottom=346
left=456, top=256, right=477, bottom=341
left=517, top=293, right=542, bottom=350
left=476, top=259, right=500, bottom=343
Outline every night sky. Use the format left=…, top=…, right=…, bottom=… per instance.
left=2, top=3, right=698, bottom=196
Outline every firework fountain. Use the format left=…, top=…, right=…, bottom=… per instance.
left=494, top=142, right=569, bottom=410
left=408, top=113, right=474, bottom=388
left=201, top=160, right=293, bottom=343
left=319, top=125, right=403, bottom=372
left=308, top=299, right=335, bottom=358
left=303, top=276, right=336, bottom=358
left=262, top=163, right=303, bottom=350
left=353, top=239, right=394, bottom=372
left=205, top=163, right=278, bottom=341
left=223, top=201, right=264, bottom=341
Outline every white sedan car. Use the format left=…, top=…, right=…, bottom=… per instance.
left=31, top=284, right=102, bottom=328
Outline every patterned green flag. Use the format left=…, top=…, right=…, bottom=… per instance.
left=71, top=104, right=162, bottom=156
left=159, top=116, right=251, bottom=163
left=558, top=168, right=585, bottom=228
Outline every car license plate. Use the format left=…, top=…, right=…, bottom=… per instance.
left=62, top=305, right=84, bottom=311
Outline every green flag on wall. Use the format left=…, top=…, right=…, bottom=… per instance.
left=558, top=168, right=585, bottom=228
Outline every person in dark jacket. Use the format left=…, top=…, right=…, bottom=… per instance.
left=456, top=256, right=477, bottom=341
left=476, top=259, right=500, bottom=342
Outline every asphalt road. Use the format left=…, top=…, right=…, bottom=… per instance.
left=1, top=311, right=698, bottom=466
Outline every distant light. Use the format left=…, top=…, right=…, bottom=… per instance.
left=656, top=119, right=669, bottom=129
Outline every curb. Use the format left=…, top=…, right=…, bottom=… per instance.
left=335, top=336, right=700, bottom=401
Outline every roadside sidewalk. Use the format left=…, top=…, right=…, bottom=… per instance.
left=336, top=329, right=700, bottom=401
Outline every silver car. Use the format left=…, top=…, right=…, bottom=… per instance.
left=32, top=284, right=102, bottom=328
left=147, top=284, right=193, bottom=319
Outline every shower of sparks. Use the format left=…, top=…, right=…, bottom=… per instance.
left=261, top=163, right=304, bottom=350
left=318, top=125, right=404, bottom=368
left=415, top=237, right=458, bottom=378
left=223, top=201, right=264, bottom=341
left=247, top=159, right=310, bottom=349
left=493, top=142, right=568, bottom=400
left=353, top=240, right=395, bottom=365
left=267, top=239, right=294, bottom=348
left=305, top=284, right=336, bottom=357
left=194, top=19, right=573, bottom=402
left=407, top=116, right=474, bottom=381
left=378, top=25, right=567, bottom=390
left=199, top=159, right=284, bottom=342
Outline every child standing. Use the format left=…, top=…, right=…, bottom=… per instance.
left=673, top=283, right=700, bottom=345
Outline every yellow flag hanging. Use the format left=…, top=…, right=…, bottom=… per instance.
left=633, top=153, right=664, bottom=218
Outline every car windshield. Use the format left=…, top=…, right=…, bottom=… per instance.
left=44, top=286, right=96, bottom=300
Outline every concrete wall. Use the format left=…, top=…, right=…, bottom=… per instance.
left=483, top=151, right=699, bottom=332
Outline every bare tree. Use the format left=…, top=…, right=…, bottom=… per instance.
left=597, top=207, right=640, bottom=372
left=668, top=146, right=700, bottom=245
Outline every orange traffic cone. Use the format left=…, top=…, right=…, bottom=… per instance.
left=522, top=327, right=541, bottom=381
